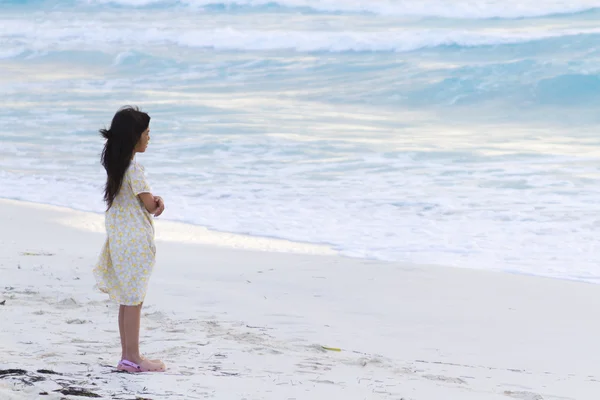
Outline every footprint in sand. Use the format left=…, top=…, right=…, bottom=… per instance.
left=344, top=356, right=387, bottom=368
left=422, top=374, right=468, bottom=385
left=504, top=391, right=544, bottom=400
left=54, top=298, right=80, bottom=309
left=66, top=319, right=91, bottom=324
left=20, top=251, right=54, bottom=256
left=14, top=289, right=38, bottom=295
left=296, top=358, right=334, bottom=372
left=310, top=379, right=337, bottom=385
left=143, top=311, right=168, bottom=322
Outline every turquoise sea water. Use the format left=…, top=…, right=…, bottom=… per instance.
left=2, top=0, right=600, bottom=281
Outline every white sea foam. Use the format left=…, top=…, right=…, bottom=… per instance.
left=81, top=0, right=600, bottom=19
left=2, top=126, right=600, bottom=282
left=2, top=18, right=600, bottom=54
left=3, top=0, right=600, bottom=283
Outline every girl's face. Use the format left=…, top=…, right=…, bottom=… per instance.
left=135, top=127, right=150, bottom=153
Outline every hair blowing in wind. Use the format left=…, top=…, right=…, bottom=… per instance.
left=100, top=106, right=151, bottom=209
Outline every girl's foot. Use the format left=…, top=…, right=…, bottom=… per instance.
left=142, top=355, right=166, bottom=370
left=117, top=358, right=166, bottom=373
left=121, top=354, right=163, bottom=365
left=141, top=355, right=163, bottom=363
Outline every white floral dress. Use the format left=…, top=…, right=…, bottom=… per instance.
left=93, top=160, right=156, bottom=306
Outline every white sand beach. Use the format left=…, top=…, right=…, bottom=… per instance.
left=0, top=198, right=599, bottom=399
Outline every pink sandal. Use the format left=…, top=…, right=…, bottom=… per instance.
left=117, top=359, right=166, bottom=373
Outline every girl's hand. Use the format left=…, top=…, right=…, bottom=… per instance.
left=153, top=196, right=165, bottom=217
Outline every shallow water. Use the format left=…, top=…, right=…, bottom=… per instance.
left=2, top=0, right=600, bottom=281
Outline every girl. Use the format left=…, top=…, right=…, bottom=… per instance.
left=93, top=106, right=166, bottom=373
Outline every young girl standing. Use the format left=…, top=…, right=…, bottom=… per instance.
left=93, top=106, right=166, bottom=373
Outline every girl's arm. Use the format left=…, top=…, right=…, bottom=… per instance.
left=138, top=192, right=159, bottom=215
left=153, top=196, right=165, bottom=217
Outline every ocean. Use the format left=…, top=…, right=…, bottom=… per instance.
left=2, top=0, right=600, bottom=281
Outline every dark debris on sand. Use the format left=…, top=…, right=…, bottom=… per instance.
left=37, top=369, right=63, bottom=375
left=54, top=387, right=101, bottom=398
left=0, top=369, right=46, bottom=385
left=0, top=368, right=158, bottom=399
left=0, top=369, right=28, bottom=378
left=0, top=369, right=102, bottom=397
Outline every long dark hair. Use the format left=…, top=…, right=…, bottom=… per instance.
left=100, top=106, right=150, bottom=209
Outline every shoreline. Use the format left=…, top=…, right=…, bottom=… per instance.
left=0, top=197, right=338, bottom=257
left=1, top=198, right=599, bottom=399
left=2, top=197, right=595, bottom=286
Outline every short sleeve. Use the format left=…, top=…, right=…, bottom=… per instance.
left=129, top=163, right=152, bottom=195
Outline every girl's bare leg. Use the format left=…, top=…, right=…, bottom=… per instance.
left=119, top=305, right=126, bottom=360
left=120, top=303, right=160, bottom=363
left=122, top=303, right=165, bottom=371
